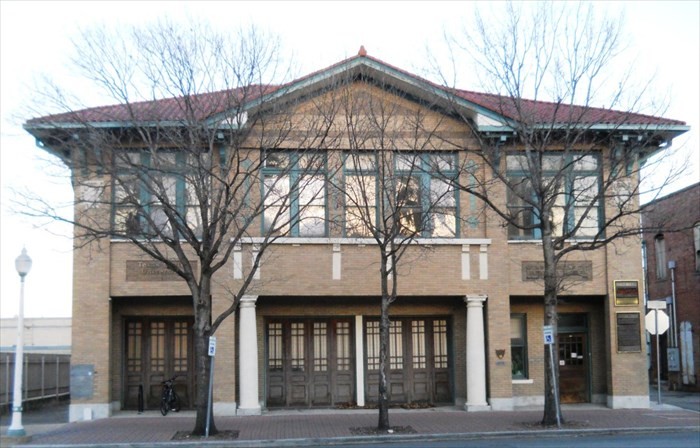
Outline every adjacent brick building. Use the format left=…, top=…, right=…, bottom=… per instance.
left=643, top=182, right=700, bottom=390
left=23, top=51, right=690, bottom=421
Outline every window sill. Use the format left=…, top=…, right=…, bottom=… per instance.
left=235, top=237, right=492, bottom=246
left=512, top=379, right=534, bottom=384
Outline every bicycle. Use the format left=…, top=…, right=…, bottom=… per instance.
left=160, top=375, right=181, bottom=416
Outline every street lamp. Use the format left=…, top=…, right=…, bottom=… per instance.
left=7, top=248, right=32, bottom=437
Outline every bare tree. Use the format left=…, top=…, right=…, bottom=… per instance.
left=439, top=2, right=689, bottom=425
left=21, top=20, right=332, bottom=435
left=322, top=77, right=460, bottom=430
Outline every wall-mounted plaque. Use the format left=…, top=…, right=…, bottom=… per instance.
left=614, top=280, right=639, bottom=306
left=616, top=312, right=641, bottom=352
left=126, top=260, right=197, bottom=282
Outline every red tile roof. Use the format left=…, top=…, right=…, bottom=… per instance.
left=25, top=53, right=686, bottom=128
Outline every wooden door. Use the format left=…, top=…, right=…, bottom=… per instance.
left=266, top=319, right=354, bottom=407
left=123, top=318, right=193, bottom=410
left=558, top=332, right=589, bottom=403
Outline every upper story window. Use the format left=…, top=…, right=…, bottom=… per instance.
left=344, top=153, right=377, bottom=237
left=506, top=153, right=601, bottom=240
left=262, top=151, right=327, bottom=237
left=395, top=153, right=458, bottom=238
left=654, top=234, right=667, bottom=279
left=113, top=151, right=204, bottom=238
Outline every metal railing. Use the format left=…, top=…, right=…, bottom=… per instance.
left=0, top=353, right=70, bottom=408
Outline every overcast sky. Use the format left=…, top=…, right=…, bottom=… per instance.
left=1, top=1, right=698, bottom=319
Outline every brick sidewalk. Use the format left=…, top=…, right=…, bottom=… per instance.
left=5, top=406, right=699, bottom=447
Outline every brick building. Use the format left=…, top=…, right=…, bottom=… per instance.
left=23, top=52, right=690, bottom=421
left=643, top=183, right=700, bottom=390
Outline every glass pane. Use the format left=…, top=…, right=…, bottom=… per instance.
left=336, top=322, right=351, bottom=371
left=389, top=321, right=403, bottom=370
left=429, top=154, right=456, bottom=171
left=313, top=322, right=328, bottom=372
left=346, top=175, right=376, bottom=206
left=412, top=320, right=426, bottom=369
left=114, top=207, right=141, bottom=235
left=511, top=346, right=526, bottom=378
left=431, top=211, right=456, bottom=237
left=506, top=155, right=528, bottom=171
left=173, top=321, right=188, bottom=372
left=265, top=152, right=288, bottom=169
left=573, top=155, right=598, bottom=171
left=366, top=321, right=380, bottom=370
left=345, top=154, right=376, bottom=172
left=268, top=323, right=283, bottom=370
left=396, top=153, right=420, bottom=171
left=430, top=179, right=455, bottom=207
left=299, top=175, right=325, bottom=206
left=150, top=322, right=165, bottom=373
left=433, top=320, right=448, bottom=369
left=397, top=176, right=423, bottom=235
left=126, top=322, right=142, bottom=373
left=542, top=155, right=565, bottom=171
left=264, top=175, right=290, bottom=234
left=291, top=322, right=305, bottom=371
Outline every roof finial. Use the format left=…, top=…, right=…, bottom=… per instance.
left=358, top=45, right=367, bottom=57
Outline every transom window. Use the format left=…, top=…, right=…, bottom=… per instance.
left=506, top=153, right=601, bottom=239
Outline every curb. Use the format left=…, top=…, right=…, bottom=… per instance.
left=13, top=425, right=700, bottom=448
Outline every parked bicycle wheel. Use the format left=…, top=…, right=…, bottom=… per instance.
left=171, top=392, right=181, bottom=412
left=160, top=396, right=170, bottom=416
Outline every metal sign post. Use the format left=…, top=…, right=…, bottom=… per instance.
left=206, top=336, right=217, bottom=438
left=543, top=325, right=561, bottom=428
left=646, top=301, right=669, bottom=406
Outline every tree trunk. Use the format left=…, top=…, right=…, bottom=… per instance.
left=377, top=298, right=391, bottom=430
left=377, top=249, right=391, bottom=431
left=541, top=232, right=564, bottom=426
left=191, top=283, right=218, bottom=436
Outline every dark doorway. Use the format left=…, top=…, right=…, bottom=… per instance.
left=123, top=318, right=194, bottom=410
left=558, top=313, right=590, bottom=403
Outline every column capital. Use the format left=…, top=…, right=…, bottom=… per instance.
left=464, top=295, right=487, bottom=305
left=240, top=295, right=258, bottom=308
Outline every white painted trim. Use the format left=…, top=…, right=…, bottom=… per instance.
left=512, top=379, right=534, bottom=384
left=355, top=315, right=365, bottom=407
left=231, top=237, right=492, bottom=246
left=233, top=244, right=242, bottom=279
left=461, top=245, right=470, bottom=280
left=479, top=244, right=488, bottom=280
left=332, top=244, right=341, bottom=280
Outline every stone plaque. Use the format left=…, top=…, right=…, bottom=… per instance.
left=126, top=260, right=196, bottom=282
left=616, top=312, right=641, bottom=352
left=521, top=261, right=592, bottom=282
left=70, top=364, right=94, bottom=399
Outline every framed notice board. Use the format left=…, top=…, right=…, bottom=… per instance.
left=616, top=312, right=641, bottom=352
left=614, top=280, right=640, bottom=306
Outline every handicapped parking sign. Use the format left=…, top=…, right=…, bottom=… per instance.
left=543, top=325, right=554, bottom=345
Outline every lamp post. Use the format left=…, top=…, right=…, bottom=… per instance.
left=7, top=248, right=32, bottom=437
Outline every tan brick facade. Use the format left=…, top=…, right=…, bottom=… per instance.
left=34, top=57, right=680, bottom=421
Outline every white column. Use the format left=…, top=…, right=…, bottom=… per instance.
left=238, top=295, right=261, bottom=415
left=354, top=315, right=365, bottom=407
left=465, top=295, right=490, bottom=411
